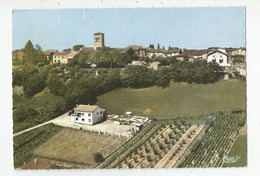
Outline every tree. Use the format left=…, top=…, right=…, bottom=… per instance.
left=157, top=43, right=160, bottom=49
left=73, top=44, right=84, bottom=51
left=162, top=46, right=165, bottom=50
left=13, top=69, right=24, bottom=87
left=46, top=73, right=66, bottom=96
left=149, top=44, right=154, bottom=49
left=126, top=48, right=138, bottom=61
left=23, top=40, right=45, bottom=65
left=121, top=66, right=155, bottom=88
left=23, top=72, right=46, bottom=97
left=89, top=47, right=128, bottom=68
left=94, top=152, right=105, bottom=163
left=63, top=48, right=71, bottom=52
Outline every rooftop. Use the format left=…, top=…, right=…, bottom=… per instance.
left=19, top=158, right=50, bottom=170
left=74, top=104, right=99, bottom=112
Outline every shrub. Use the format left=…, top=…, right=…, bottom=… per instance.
left=94, top=152, right=105, bottom=163
left=146, top=155, right=152, bottom=162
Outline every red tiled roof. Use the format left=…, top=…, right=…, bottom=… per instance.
left=12, top=51, right=24, bottom=58
left=165, top=49, right=181, bottom=54
left=116, top=45, right=147, bottom=51
left=19, top=158, right=51, bottom=170
left=79, top=47, right=95, bottom=53
left=177, top=49, right=208, bottom=57
left=42, top=51, right=53, bottom=56
left=53, top=51, right=70, bottom=56
left=147, top=49, right=165, bottom=53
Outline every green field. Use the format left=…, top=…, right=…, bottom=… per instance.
left=223, top=135, right=247, bottom=167
left=13, top=123, right=63, bottom=168
left=97, top=79, right=246, bottom=119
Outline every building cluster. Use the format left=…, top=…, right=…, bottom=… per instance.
left=12, top=32, right=246, bottom=74
left=70, top=104, right=150, bottom=133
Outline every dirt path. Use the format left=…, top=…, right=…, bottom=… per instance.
left=13, top=112, right=69, bottom=137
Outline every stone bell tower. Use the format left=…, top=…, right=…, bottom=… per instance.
left=94, top=32, right=105, bottom=48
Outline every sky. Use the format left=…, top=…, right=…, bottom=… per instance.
left=12, top=7, right=245, bottom=51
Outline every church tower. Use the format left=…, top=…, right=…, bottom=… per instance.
left=94, top=32, right=105, bottom=48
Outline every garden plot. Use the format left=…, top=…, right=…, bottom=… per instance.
left=105, top=121, right=205, bottom=169
left=179, top=112, right=246, bottom=168
left=34, top=128, right=127, bottom=168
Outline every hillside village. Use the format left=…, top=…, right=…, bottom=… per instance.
left=13, top=32, right=246, bottom=78
left=12, top=32, right=246, bottom=169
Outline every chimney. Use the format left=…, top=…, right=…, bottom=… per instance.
left=34, top=159, right=38, bottom=164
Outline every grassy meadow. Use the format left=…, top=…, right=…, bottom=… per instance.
left=97, top=79, right=246, bottom=119
left=223, top=135, right=247, bottom=167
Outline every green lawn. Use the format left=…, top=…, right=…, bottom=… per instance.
left=223, top=135, right=247, bottom=167
left=97, top=79, right=246, bottom=119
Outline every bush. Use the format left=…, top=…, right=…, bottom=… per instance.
left=146, top=155, right=152, bottom=162
left=94, top=152, right=105, bottom=163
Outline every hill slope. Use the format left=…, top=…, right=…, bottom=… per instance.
left=96, top=79, right=246, bottom=119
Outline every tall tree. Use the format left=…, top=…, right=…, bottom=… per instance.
left=157, top=43, right=161, bottom=49
left=162, top=46, right=165, bottom=50
left=22, top=40, right=45, bottom=65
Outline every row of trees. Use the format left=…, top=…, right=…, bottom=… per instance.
left=12, top=40, right=223, bottom=126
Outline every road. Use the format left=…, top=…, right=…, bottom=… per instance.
left=13, top=112, right=69, bottom=137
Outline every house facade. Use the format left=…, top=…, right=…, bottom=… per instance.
left=176, top=49, right=208, bottom=62
left=71, top=105, right=105, bottom=125
left=231, top=48, right=246, bottom=56
left=147, top=49, right=166, bottom=58
left=128, top=60, right=147, bottom=66
left=165, top=49, right=182, bottom=57
left=207, top=51, right=230, bottom=67
left=52, top=51, right=78, bottom=65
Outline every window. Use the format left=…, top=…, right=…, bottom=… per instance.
left=88, top=113, right=91, bottom=117
left=97, top=112, right=99, bottom=115
left=219, top=59, right=223, bottom=63
left=82, top=118, right=85, bottom=121
left=212, top=59, right=216, bottom=63
left=82, top=113, right=84, bottom=116
left=75, top=118, right=78, bottom=121
left=220, top=55, right=223, bottom=58
left=100, top=111, right=102, bottom=114
left=88, top=119, right=91, bottom=122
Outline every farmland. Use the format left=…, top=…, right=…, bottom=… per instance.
left=180, top=112, right=246, bottom=167
left=13, top=123, right=63, bottom=168
left=97, top=79, right=246, bottom=119
left=223, top=135, right=247, bottom=167
left=97, top=111, right=246, bottom=168
left=34, top=128, right=128, bottom=168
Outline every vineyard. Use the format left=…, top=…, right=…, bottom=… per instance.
left=99, top=120, right=206, bottom=168
left=179, top=112, right=246, bottom=167
left=13, top=123, right=63, bottom=168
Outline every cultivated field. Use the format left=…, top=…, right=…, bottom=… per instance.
left=99, top=121, right=205, bottom=168
left=98, top=111, right=246, bottom=168
left=34, top=128, right=128, bottom=167
left=97, top=79, right=246, bottom=119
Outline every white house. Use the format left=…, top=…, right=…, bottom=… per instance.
left=207, top=51, right=230, bottom=67
left=71, top=105, right=105, bottom=125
